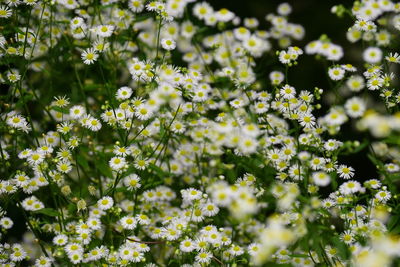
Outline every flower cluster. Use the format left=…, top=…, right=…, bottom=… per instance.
left=1, top=0, right=400, bottom=266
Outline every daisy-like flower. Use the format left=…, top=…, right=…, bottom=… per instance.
left=27, top=151, right=45, bottom=166
left=34, top=256, right=53, bottom=267
left=344, top=96, right=366, bottom=118
left=195, top=251, right=212, bottom=264
left=53, top=234, right=68, bottom=246
left=337, top=165, right=355, bottom=179
left=116, top=86, right=133, bottom=100
left=57, top=160, right=72, bottom=173
left=385, top=52, right=400, bottom=64
left=109, top=156, right=126, bottom=171
left=87, top=118, right=102, bottom=131
left=70, top=17, right=84, bottom=29
left=120, top=216, right=137, bottom=230
left=299, top=113, right=316, bottom=128
left=53, top=95, right=70, bottom=107
left=81, top=48, right=99, bottom=65
left=366, top=76, right=384, bottom=90
left=97, top=196, right=114, bottom=210
left=0, top=5, right=12, bottom=18
left=94, top=25, right=114, bottom=38
left=278, top=50, right=292, bottom=64
left=375, top=190, right=391, bottom=202
left=123, top=174, right=141, bottom=190
left=161, top=38, right=176, bottom=50
left=181, top=188, right=203, bottom=202
left=385, top=163, right=400, bottom=173
left=328, top=67, right=345, bottom=80
left=339, top=180, right=362, bottom=195
left=69, top=105, right=85, bottom=119
left=340, top=231, right=354, bottom=244
left=135, top=104, right=153, bottom=120
left=180, top=239, right=196, bottom=252
left=280, top=84, right=296, bottom=99
left=0, top=217, right=13, bottom=229
left=363, top=47, right=382, bottom=64
left=312, top=171, right=330, bottom=186
left=324, top=139, right=342, bottom=151
left=346, top=75, right=365, bottom=92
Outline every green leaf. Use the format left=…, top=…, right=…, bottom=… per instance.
left=33, top=208, right=59, bottom=217
left=97, top=160, right=113, bottom=178
left=50, top=106, right=69, bottom=114
left=84, top=84, right=102, bottom=91
left=77, top=153, right=89, bottom=170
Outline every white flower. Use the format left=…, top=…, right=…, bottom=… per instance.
left=123, top=174, right=141, bottom=190
left=94, top=25, right=114, bottom=38
left=339, top=180, right=362, bottom=195
left=109, top=156, right=126, bottom=171
left=70, top=17, right=84, bottom=29
left=22, top=196, right=44, bottom=211
left=181, top=188, right=203, bottom=202
left=0, top=217, right=13, bottom=229
left=161, top=38, right=176, bottom=50
left=34, top=256, right=53, bottom=267
left=344, top=97, right=366, bottom=118
left=97, top=196, right=114, bottom=210
left=363, top=47, right=382, bottom=64
left=87, top=118, right=102, bottom=131
left=69, top=105, right=86, bottom=119
left=120, top=216, right=137, bottom=230
left=116, top=86, right=133, bottom=100
left=312, top=171, right=331, bottom=186
left=375, top=190, right=391, bottom=202
left=180, top=239, right=196, bottom=252
left=337, top=165, right=355, bottom=179
left=195, top=251, right=212, bottom=264
left=57, top=160, right=72, bottom=173
left=0, top=5, right=12, bottom=18
left=385, top=52, right=400, bottom=64
left=81, top=48, right=99, bottom=65
left=53, top=234, right=68, bottom=246
left=328, top=67, right=345, bottom=81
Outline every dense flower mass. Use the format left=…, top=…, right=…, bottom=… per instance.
left=1, top=0, right=400, bottom=266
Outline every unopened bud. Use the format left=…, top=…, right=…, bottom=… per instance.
left=61, top=185, right=71, bottom=196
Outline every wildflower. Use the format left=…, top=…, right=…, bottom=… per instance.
left=109, top=156, right=126, bottom=171
left=195, top=251, right=213, bottom=264
left=69, top=105, right=86, bottom=119
left=0, top=5, right=12, bottom=18
left=161, top=38, right=176, bottom=50
left=337, top=165, right=355, bottom=179
left=97, top=196, right=114, bottom=210
left=94, top=25, right=114, bottom=38
left=180, top=239, right=196, bottom=252
left=0, top=217, right=13, bottom=229
left=116, top=86, right=133, bottom=100
left=385, top=52, right=400, bottom=64
left=344, top=97, right=366, bottom=118
left=57, top=160, right=72, bottom=173
left=339, top=180, right=362, bottom=195
left=81, top=48, right=99, bottom=65
left=53, top=234, right=68, bottom=246
left=120, top=216, right=137, bottom=230
left=312, top=171, right=331, bottom=186
left=375, top=190, right=391, bottom=202
left=363, top=47, right=382, bottom=64
left=328, top=67, right=345, bottom=80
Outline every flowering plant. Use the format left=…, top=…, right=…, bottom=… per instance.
left=1, top=0, right=400, bottom=266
